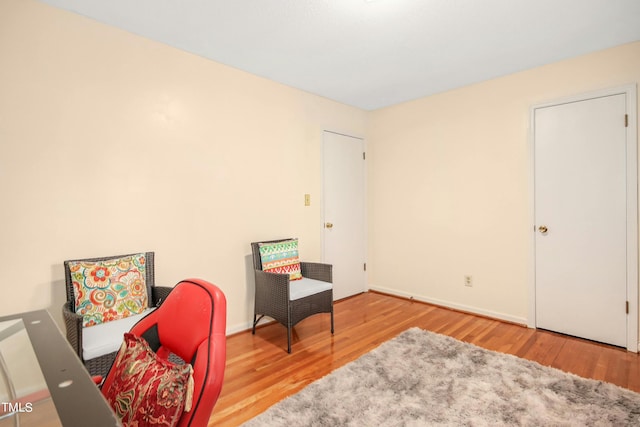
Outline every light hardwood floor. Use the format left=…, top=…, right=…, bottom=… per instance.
left=209, top=291, right=640, bottom=426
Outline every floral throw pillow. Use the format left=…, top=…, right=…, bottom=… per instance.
left=258, top=239, right=302, bottom=281
left=69, top=253, right=149, bottom=327
left=103, top=333, right=193, bottom=427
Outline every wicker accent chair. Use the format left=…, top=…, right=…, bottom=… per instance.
left=62, top=252, right=173, bottom=377
left=251, top=238, right=334, bottom=353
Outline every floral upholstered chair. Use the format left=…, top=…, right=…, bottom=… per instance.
left=62, top=252, right=172, bottom=376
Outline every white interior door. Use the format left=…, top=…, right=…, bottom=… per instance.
left=534, top=93, right=629, bottom=347
left=322, top=131, right=366, bottom=300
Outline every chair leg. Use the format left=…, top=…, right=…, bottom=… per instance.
left=287, top=325, right=292, bottom=354
left=253, top=314, right=264, bottom=334
left=330, top=309, right=334, bottom=334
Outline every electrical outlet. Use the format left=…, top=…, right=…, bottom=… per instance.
left=464, top=275, right=473, bottom=287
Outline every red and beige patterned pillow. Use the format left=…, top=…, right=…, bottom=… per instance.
left=69, top=253, right=149, bottom=327
left=103, top=333, right=193, bottom=427
left=258, top=239, right=302, bottom=281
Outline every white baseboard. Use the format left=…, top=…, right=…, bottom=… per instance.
left=368, top=285, right=528, bottom=326
left=229, top=292, right=638, bottom=351
left=227, top=322, right=253, bottom=335
left=227, top=317, right=278, bottom=336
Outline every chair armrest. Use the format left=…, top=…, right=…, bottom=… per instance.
left=152, top=286, right=173, bottom=307
left=62, top=302, right=83, bottom=360
left=254, top=270, right=289, bottom=304
left=300, top=262, right=332, bottom=283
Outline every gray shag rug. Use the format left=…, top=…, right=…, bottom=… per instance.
left=243, top=327, right=640, bottom=426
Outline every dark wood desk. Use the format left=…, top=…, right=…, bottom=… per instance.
left=0, top=310, right=121, bottom=427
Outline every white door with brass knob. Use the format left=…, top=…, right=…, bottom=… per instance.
left=322, top=131, right=366, bottom=300
left=533, top=89, right=637, bottom=350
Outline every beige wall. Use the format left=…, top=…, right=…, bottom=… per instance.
left=367, top=41, right=640, bottom=327
left=2, top=0, right=639, bottom=339
left=0, top=0, right=366, bottom=332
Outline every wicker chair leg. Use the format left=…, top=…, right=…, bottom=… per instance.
left=252, top=314, right=263, bottom=334
left=331, top=310, right=334, bottom=334
left=287, top=325, right=292, bottom=354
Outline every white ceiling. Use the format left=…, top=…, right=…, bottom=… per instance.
left=38, top=0, right=640, bottom=110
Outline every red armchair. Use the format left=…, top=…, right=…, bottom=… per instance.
left=101, top=278, right=227, bottom=427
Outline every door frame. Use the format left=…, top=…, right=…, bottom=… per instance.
left=320, top=130, right=368, bottom=298
left=528, top=84, right=638, bottom=352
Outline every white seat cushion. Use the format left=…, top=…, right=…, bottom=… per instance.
left=82, top=308, right=155, bottom=360
left=289, top=277, right=332, bottom=301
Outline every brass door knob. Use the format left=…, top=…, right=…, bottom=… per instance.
left=325, top=222, right=334, bottom=229
left=538, top=225, right=548, bottom=233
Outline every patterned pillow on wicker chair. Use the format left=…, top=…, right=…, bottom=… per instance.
left=258, top=239, right=303, bottom=281
left=68, top=253, right=149, bottom=327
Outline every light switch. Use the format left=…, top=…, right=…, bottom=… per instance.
left=304, top=194, right=311, bottom=206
